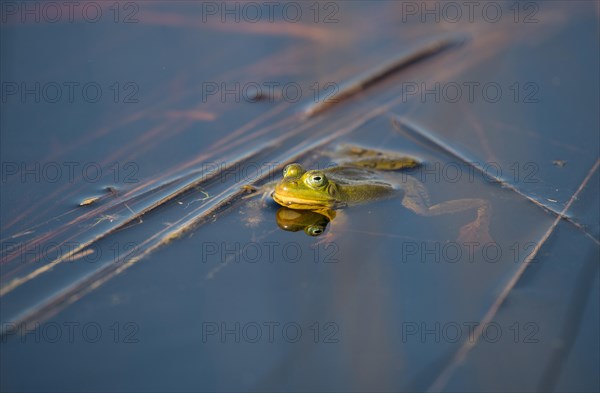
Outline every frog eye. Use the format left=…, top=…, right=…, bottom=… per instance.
left=306, top=225, right=325, bottom=236
left=305, top=172, right=327, bottom=188
left=283, top=164, right=304, bottom=179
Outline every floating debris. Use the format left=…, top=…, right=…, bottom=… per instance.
left=79, top=197, right=101, bottom=206
left=79, top=186, right=118, bottom=206
left=240, top=185, right=258, bottom=193
left=91, top=214, right=118, bottom=227
left=186, top=190, right=211, bottom=208
left=553, top=160, right=567, bottom=167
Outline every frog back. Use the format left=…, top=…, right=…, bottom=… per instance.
left=323, top=166, right=399, bottom=204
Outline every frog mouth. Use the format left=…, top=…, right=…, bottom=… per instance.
left=272, top=192, right=329, bottom=209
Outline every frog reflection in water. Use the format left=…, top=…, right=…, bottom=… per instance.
left=276, top=207, right=332, bottom=237
left=271, top=145, right=492, bottom=242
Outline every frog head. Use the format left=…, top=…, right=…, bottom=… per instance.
left=273, top=164, right=339, bottom=209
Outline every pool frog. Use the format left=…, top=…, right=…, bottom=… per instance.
left=271, top=145, right=492, bottom=242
